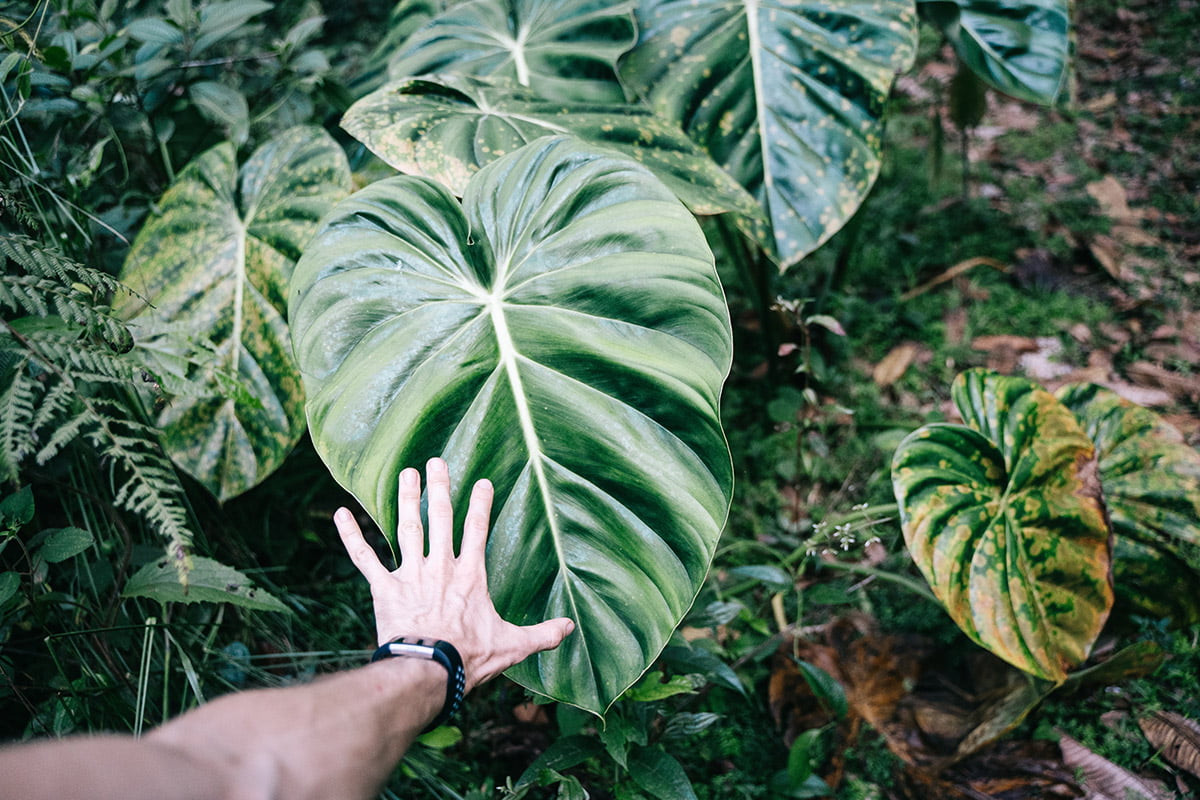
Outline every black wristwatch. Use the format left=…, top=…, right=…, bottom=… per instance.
left=371, top=637, right=466, bottom=733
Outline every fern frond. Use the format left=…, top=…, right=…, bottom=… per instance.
left=0, top=355, right=37, bottom=482
left=0, top=234, right=137, bottom=352
left=95, top=418, right=194, bottom=553
left=0, top=234, right=132, bottom=299
left=0, top=275, right=132, bottom=352
left=18, top=327, right=141, bottom=387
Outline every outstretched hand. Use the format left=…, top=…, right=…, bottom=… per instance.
left=334, top=457, right=574, bottom=692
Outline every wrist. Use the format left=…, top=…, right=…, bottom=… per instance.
left=371, top=638, right=467, bottom=732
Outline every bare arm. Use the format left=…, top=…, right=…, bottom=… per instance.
left=0, top=458, right=574, bottom=800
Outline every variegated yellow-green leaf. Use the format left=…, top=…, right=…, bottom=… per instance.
left=290, top=136, right=733, bottom=714
left=342, top=74, right=761, bottom=218
left=892, top=370, right=1112, bottom=682
left=1056, top=383, right=1200, bottom=556
left=919, top=0, right=1071, bottom=105
left=386, top=0, right=634, bottom=104
left=622, top=0, right=919, bottom=269
left=1056, top=383, right=1200, bottom=623
left=116, top=127, right=352, bottom=501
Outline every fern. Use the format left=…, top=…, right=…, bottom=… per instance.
left=0, top=232, right=197, bottom=567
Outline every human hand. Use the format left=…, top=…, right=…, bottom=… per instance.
left=334, top=457, right=574, bottom=692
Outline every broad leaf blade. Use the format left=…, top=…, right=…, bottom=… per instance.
left=623, top=0, right=919, bottom=269
left=920, top=0, right=1071, bottom=105
left=1057, top=382, right=1200, bottom=625
left=116, top=127, right=352, bottom=500
left=343, top=74, right=760, bottom=217
left=290, top=136, right=733, bottom=713
left=892, top=370, right=1112, bottom=682
left=386, top=0, right=634, bottom=103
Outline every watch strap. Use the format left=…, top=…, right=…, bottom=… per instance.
left=371, top=637, right=466, bottom=733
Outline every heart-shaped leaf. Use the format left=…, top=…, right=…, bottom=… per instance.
left=622, top=0, right=919, bottom=269
left=1056, top=383, right=1200, bottom=557
left=919, top=0, right=1071, bottom=105
left=892, top=370, right=1112, bottom=682
left=385, top=0, right=634, bottom=104
left=116, top=126, right=352, bottom=500
left=289, top=135, right=733, bottom=713
left=342, top=74, right=761, bottom=217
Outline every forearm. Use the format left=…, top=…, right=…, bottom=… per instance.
left=0, top=658, right=445, bottom=800
left=148, top=657, right=446, bottom=800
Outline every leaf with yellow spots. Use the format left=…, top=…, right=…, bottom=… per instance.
left=919, top=0, right=1071, bottom=106
left=891, top=369, right=1112, bottom=682
left=1057, top=383, right=1200, bottom=623
left=622, top=0, right=919, bottom=269
left=342, top=74, right=761, bottom=217
left=385, top=0, right=634, bottom=104
left=115, top=127, right=352, bottom=501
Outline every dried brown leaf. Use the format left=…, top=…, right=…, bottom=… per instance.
left=1059, top=732, right=1174, bottom=800
left=1138, top=710, right=1200, bottom=780
left=1087, top=175, right=1139, bottom=223
left=1089, top=234, right=1129, bottom=281
left=874, top=343, right=921, bottom=387
left=1127, top=361, right=1200, bottom=402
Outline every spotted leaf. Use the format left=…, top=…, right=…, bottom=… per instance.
left=622, top=0, right=919, bottom=269
left=385, top=0, right=634, bottom=104
left=919, top=0, right=1071, bottom=105
left=892, top=369, right=1112, bottom=682
left=1056, top=383, right=1200, bottom=621
left=289, top=136, right=733, bottom=713
left=117, top=127, right=352, bottom=500
left=342, top=74, right=760, bottom=217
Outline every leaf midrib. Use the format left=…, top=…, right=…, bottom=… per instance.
left=486, top=294, right=582, bottom=634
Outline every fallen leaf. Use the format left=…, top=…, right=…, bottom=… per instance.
left=1059, top=732, right=1174, bottom=800
left=1127, top=361, right=1200, bottom=402
left=1087, top=175, right=1140, bottom=223
left=1138, top=710, right=1200, bottom=780
left=873, top=343, right=921, bottom=387
left=1084, top=91, right=1119, bottom=113
left=1089, top=234, right=1130, bottom=281
left=970, top=335, right=1040, bottom=374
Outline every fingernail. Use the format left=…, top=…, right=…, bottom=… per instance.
left=401, top=468, right=417, bottom=486
left=334, top=507, right=351, bottom=523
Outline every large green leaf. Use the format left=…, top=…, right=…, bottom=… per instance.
left=385, top=0, right=634, bottom=103
left=622, top=0, right=919, bottom=269
left=116, top=127, right=352, bottom=501
left=891, top=370, right=1112, bottom=682
left=289, top=136, right=733, bottom=713
left=919, top=0, right=1071, bottom=105
left=342, top=74, right=760, bottom=217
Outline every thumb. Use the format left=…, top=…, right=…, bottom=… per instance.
left=520, top=617, right=576, bottom=657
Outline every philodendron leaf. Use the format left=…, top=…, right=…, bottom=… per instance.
left=342, top=74, right=761, bottom=217
left=386, top=0, right=634, bottom=104
left=290, top=136, right=733, bottom=713
left=116, top=127, right=351, bottom=501
left=622, top=0, right=919, bottom=269
left=892, top=370, right=1112, bottom=682
left=1056, top=383, right=1200, bottom=559
left=919, top=0, right=1071, bottom=105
